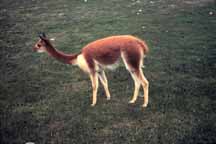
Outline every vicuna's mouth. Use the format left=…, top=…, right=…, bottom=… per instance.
left=32, top=47, right=44, bottom=53
left=32, top=47, right=37, bottom=52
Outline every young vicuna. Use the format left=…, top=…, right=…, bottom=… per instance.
left=33, top=33, right=149, bottom=107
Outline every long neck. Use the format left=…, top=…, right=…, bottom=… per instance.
left=43, top=39, right=78, bottom=64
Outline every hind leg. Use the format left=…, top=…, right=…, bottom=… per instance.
left=136, top=69, right=149, bottom=107
left=128, top=68, right=149, bottom=107
left=98, top=70, right=111, bottom=100
left=129, top=71, right=141, bottom=103
left=121, top=48, right=149, bottom=107
left=121, top=52, right=141, bottom=104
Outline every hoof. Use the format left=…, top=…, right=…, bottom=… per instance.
left=129, top=100, right=135, bottom=104
left=91, top=103, right=96, bottom=107
left=142, top=103, right=148, bottom=108
left=107, top=97, right=111, bottom=101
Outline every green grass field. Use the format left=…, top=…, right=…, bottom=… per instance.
left=1, top=0, right=216, bottom=143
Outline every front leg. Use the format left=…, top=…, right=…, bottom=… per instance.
left=98, top=71, right=111, bottom=100
left=89, top=73, right=99, bottom=106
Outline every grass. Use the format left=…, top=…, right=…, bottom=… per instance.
left=0, top=0, right=216, bottom=143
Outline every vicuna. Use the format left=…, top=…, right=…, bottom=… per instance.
left=33, top=33, right=149, bottom=107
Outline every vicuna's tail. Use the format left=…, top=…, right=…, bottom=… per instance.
left=137, top=39, right=149, bottom=55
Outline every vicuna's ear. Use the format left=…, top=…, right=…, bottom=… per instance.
left=38, top=32, right=47, bottom=40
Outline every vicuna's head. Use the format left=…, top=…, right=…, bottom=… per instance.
left=33, top=33, right=49, bottom=53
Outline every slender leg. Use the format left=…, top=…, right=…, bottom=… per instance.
left=89, top=73, right=99, bottom=106
left=121, top=49, right=149, bottom=107
left=137, top=69, right=149, bottom=107
left=98, top=71, right=111, bottom=100
left=121, top=53, right=141, bottom=104
left=129, top=71, right=141, bottom=104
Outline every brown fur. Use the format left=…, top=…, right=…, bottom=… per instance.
left=33, top=35, right=149, bottom=107
left=81, top=35, right=148, bottom=73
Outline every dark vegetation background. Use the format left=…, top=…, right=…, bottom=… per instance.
left=0, top=0, right=216, bottom=143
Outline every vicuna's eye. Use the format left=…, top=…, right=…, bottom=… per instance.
left=37, top=44, right=41, bottom=47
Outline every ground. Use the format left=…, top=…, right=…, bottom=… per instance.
left=0, top=0, right=216, bottom=143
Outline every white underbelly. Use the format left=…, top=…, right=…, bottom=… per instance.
left=95, top=60, right=120, bottom=71
left=76, top=54, right=121, bottom=73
